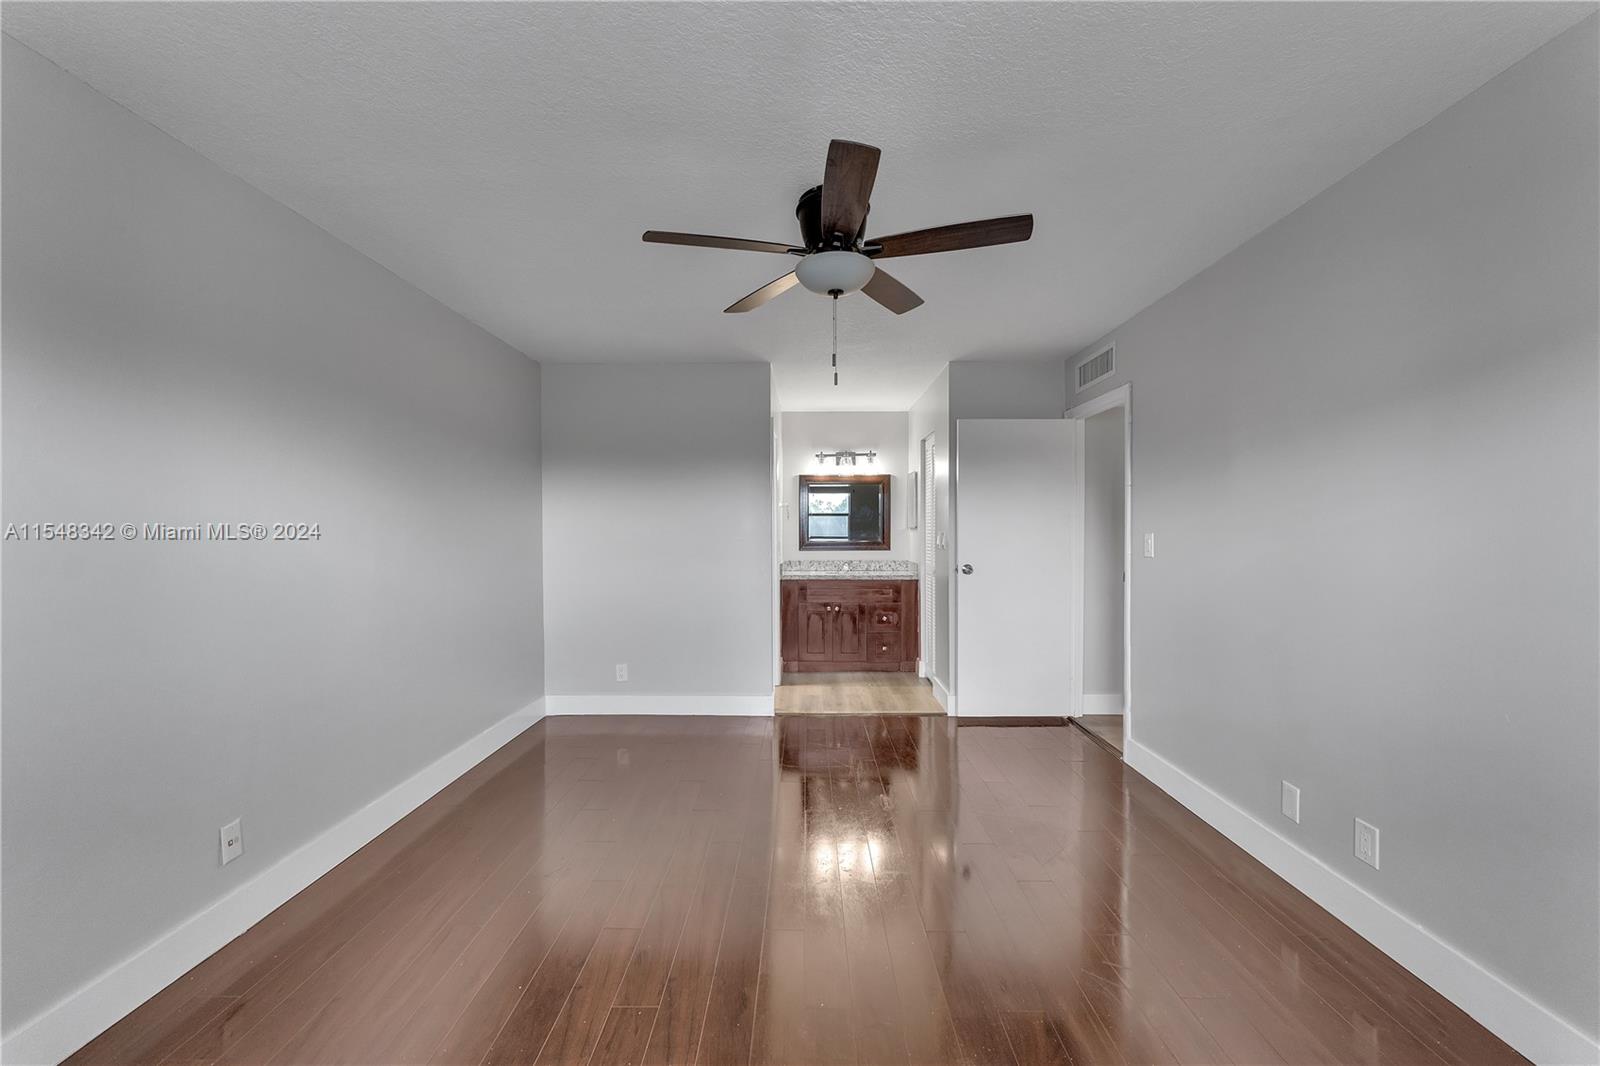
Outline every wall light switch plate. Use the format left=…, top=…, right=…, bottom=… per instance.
left=1281, top=781, right=1300, bottom=824
left=1354, top=818, right=1380, bottom=869
left=220, top=819, right=243, bottom=866
left=1143, top=533, right=1156, bottom=558
left=615, top=663, right=629, bottom=682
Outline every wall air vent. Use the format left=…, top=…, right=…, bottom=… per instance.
left=1075, top=345, right=1115, bottom=393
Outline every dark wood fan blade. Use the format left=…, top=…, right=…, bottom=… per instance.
left=820, top=140, right=881, bottom=243
left=861, top=268, right=924, bottom=314
left=866, top=215, right=1034, bottom=258
left=643, top=231, right=802, bottom=255
left=724, top=272, right=800, bottom=313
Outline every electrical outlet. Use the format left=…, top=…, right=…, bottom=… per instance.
left=615, top=663, right=629, bottom=682
left=1281, top=781, right=1301, bottom=824
left=1354, top=818, right=1380, bottom=869
left=220, top=819, right=243, bottom=866
left=1143, top=532, right=1156, bottom=558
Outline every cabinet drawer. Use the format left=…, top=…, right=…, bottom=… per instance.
left=869, top=635, right=902, bottom=663
left=867, top=607, right=901, bottom=631
left=800, top=582, right=900, bottom=603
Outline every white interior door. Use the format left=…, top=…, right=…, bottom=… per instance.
left=955, top=419, right=1077, bottom=717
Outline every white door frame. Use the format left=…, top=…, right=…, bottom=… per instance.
left=1065, top=384, right=1132, bottom=744
left=918, top=431, right=937, bottom=682
left=772, top=417, right=784, bottom=689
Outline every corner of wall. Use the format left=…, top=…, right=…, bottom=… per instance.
left=0, top=701, right=547, bottom=1066
left=1125, top=738, right=1600, bottom=1066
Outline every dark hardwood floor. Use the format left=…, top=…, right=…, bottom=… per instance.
left=68, top=715, right=1525, bottom=1065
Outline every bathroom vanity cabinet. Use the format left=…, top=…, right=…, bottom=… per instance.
left=780, top=578, right=919, bottom=673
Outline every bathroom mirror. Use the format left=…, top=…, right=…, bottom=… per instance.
left=798, top=474, right=890, bottom=550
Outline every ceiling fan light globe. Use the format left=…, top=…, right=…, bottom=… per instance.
left=795, top=251, right=875, bottom=296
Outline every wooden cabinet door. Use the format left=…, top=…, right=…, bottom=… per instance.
left=797, top=603, right=834, bottom=662
left=833, top=604, right=869, bottom=663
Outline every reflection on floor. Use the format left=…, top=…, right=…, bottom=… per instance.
left=71, top=715, right=1523, bottom=1066
left=775, top=671, right=943, bottom=715
left=1076, top=713, right=1125, bottom=755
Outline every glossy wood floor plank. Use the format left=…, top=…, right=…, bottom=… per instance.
left=640, top=840, right=739, bottom=1065
left=591, top=1008, right=657, bottom=1066
left=693, top=780, right=772, bottom=1066
left=68, top=715, right=1527, bottom=1066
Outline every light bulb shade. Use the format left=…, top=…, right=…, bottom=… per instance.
left=795, top=251, right=876, bottom=295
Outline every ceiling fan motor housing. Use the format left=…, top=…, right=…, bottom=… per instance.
left=795, top=186, right=824, bottom=249
left=796, top=185, right=866, bottom=251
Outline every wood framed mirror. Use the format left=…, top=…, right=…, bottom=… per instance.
left=798, top=474, right=891, bottom=551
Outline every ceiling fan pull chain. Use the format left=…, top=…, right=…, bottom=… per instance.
left=832, top=293, right=839, bottom=386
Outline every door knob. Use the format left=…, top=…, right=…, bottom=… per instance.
left=960, top=564, right=974, bottom=575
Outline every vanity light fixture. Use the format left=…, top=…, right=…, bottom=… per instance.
left=815, top=450, right=877, bottom=467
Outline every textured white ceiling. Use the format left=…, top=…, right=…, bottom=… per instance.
left=4, top=2, right=1589, bottom=409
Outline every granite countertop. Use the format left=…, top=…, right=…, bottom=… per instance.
left=781, top=559, right=918, bottom=581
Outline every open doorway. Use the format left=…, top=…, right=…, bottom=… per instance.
left=773, top=411, right=940, bottom=715
left=1069, top=384, right=1131, bottom=754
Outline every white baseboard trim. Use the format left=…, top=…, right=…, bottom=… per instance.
left=931, top=677, right=952, bottom=712
left=545, top=692, right=774, bottom=716
left=1124, top=737, right=1599, bottom=1066
left=1082, top=693, right=1124, bottom=716
left=1, top=698, right=547, bottom=1066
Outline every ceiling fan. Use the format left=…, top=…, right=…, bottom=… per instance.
left=642, top=139, right=1034, bottom=315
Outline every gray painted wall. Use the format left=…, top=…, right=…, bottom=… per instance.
left=2, top=36, right=546, bottom=1032
left=948, top=360, right=1068, bottom=422
left=541, top=362, right=773, bottom=700
left=1074, top=20, right=1599, bottom=1037
left=780, top=411, right=911, bottom=561
left=1082, top=408, right=1125, bottom=698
